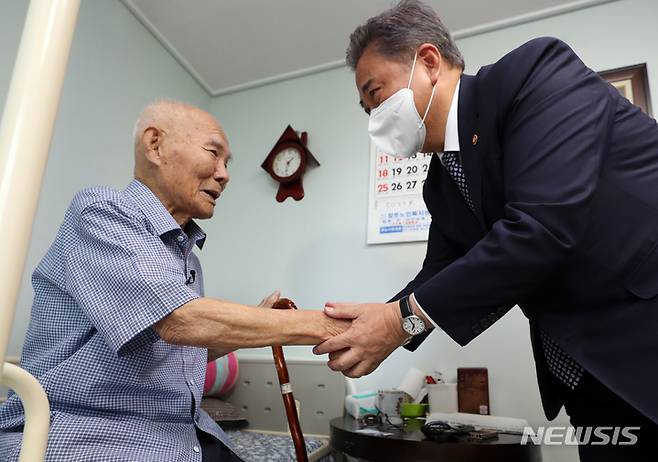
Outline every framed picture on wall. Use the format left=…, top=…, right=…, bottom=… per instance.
left=599, top=64, right=652, bottom=116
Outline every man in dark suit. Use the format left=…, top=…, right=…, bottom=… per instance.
left=314, top=1, right=658, bottom=460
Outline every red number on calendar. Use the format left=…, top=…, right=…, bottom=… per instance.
left=378, top=169, right=389, bottom=178
left=377, top=183, right=389, bottom=193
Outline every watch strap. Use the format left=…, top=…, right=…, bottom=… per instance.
left=399, top=295, right=413, bottom=319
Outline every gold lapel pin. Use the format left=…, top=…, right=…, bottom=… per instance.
left=472, top=133, right=479, bottom=146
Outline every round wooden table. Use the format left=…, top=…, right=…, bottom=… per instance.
left=330, top=416, right=542, bottom=462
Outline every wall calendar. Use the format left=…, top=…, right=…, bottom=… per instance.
left=367, top=142, right=433, bottom=244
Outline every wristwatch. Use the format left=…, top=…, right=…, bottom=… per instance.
left=399, top=295, right=426, bottom=338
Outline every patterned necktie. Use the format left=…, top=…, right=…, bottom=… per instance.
left=441, top=151, right=475, bottom=212
left=442, top=152, right=583, bottom=389
left=540, top=330, right=583, bottom=389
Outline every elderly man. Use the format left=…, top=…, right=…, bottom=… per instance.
left=0, top=101, right=347, bottom=461
left=315, top=1, right=658, bottom=460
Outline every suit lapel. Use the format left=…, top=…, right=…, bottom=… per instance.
left=456, top=75, right=486, bottom=232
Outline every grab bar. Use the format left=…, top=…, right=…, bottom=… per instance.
left=0, top=0, right=81, bottom=460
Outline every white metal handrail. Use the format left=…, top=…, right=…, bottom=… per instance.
left=0, top=0, right=81, bottom=460
left=2, top=363, right=51, bottom=460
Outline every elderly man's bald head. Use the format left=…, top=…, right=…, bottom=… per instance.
left=132, top=100, right=231, bottom=226
left=134, top=100, right=223, bottom=156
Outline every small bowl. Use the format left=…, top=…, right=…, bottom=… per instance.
left=400, top=402, right=429, bottom=418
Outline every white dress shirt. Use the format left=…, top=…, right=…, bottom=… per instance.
left=411, top=78, right=461, bottom=330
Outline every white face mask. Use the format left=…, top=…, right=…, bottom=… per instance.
left=367, top=52, right=437, bottom=158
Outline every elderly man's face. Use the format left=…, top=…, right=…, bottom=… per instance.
left=157, top=112, right=231, bottom=223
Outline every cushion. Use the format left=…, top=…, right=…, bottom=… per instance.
left=204, top=352, right=239, bottom=397
left=201, top=397, right=245, bottom=422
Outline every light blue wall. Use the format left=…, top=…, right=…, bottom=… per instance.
left=456, top=0, right=658, bottom=112
left=207, top=2, right=656, bottom=460
left=2, top=1, right=656, bottom=459
left=0, top=0, right=209, bottom=356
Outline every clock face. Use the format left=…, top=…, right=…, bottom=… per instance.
left=403, top=316, right=426, bottom=336
left=272, top=147, right=302, bottom=179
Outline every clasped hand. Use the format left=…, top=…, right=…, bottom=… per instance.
left=257, top=290, right=352, bottom=344
left=313, top=301, right=408, bottom=378
left=255, top=292, right=404, bottom=375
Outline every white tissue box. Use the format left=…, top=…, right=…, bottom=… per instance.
left=345, top=391, right=378, bottom=419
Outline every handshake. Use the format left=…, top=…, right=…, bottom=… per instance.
left=256, top=290, right=426, bottom=379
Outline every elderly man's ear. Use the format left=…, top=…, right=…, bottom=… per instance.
left=142, top=127, right=164, bottom=166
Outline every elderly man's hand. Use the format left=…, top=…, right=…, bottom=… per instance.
left=319, top=312, right=352, bottom=343
left=313, top=301, right=408, bottom=378
left=257, top=291, right=350, bottom=342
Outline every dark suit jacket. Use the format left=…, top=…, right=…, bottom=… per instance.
left=392, top=37, right=658, bottom=424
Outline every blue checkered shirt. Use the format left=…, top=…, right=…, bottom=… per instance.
left=0, top=180, right=240, bottom=461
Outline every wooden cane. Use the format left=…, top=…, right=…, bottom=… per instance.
left=271, top=298, right=308, bottom=462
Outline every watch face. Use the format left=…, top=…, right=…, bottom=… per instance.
left=403, top=316, right=425, bottom=336
left=272, top=147, right=302, bottom=179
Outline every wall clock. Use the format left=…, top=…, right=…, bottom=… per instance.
left=261, top=125, right=319, bottom=202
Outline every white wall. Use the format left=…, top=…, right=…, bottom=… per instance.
left=0, top=0, right=209, bottom=357
left=207, top=1, right=657, bottom=460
